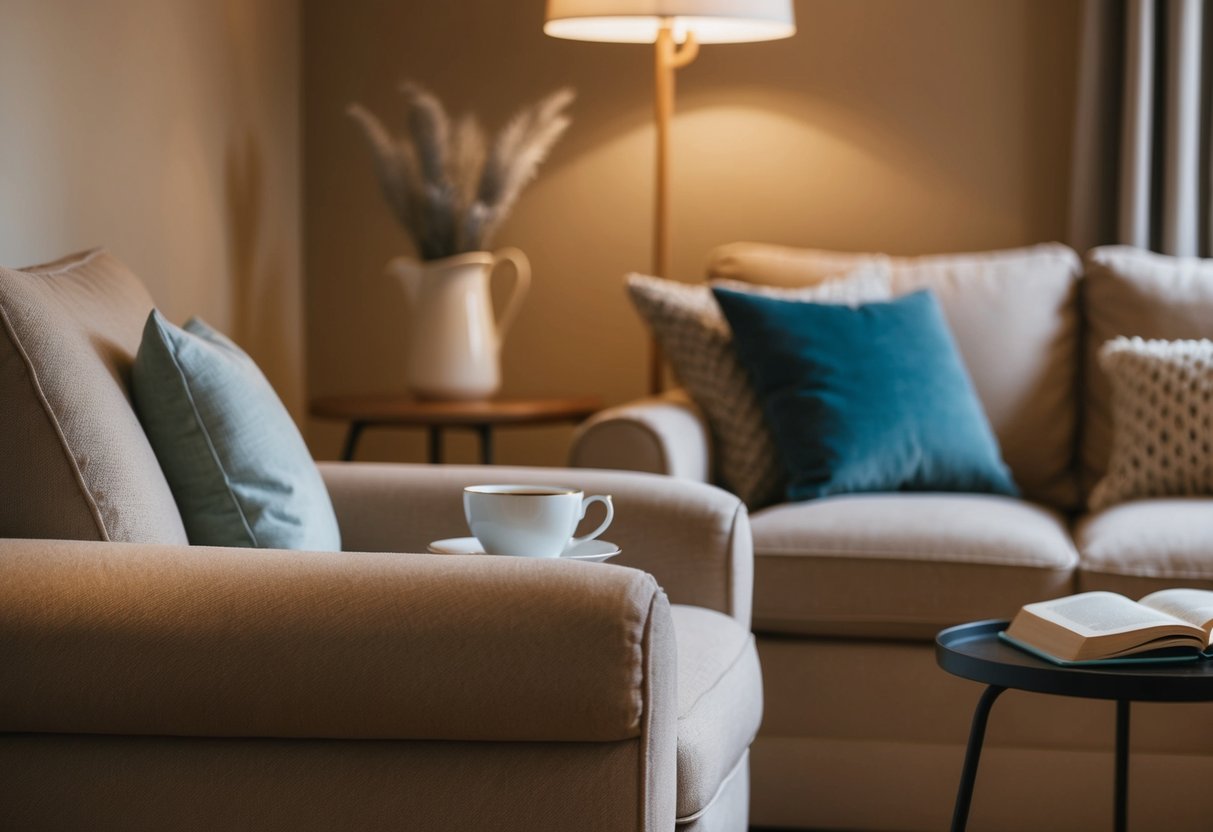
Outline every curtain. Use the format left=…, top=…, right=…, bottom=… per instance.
left=1069, top=0, right=1213, bottom=257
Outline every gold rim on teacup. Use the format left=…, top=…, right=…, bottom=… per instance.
left=464, top=484, right=580, bottom=496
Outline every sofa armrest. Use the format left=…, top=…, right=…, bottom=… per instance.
left=320, top=462, right=753, bottom=627
left=0, top=537, right=673, bottom=744
left=569, top=390, right=712, bottom=482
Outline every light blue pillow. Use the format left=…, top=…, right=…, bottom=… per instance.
left=712, top=287, right=1017, bottom=502
left=132, top=311, right=341, bottom=551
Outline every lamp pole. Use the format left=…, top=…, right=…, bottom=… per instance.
left=649, top=21, right=699, bottom=394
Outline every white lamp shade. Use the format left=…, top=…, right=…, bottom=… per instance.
left=544, top=0, right=795, bottom=44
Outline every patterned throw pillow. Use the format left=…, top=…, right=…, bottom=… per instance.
left=626, top=266, right=892, bottom=508
left=1090, top=337, right=1213, bottom=510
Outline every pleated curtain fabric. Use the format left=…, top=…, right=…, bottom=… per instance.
left=1069, top=0, right=1213, bottom=256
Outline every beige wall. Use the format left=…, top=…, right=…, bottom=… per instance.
left=0, top=0, right=303, bottom=414
left=303, top=0, right=1081, bottom=466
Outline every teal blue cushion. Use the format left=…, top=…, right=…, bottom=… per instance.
left=711, top=287, right=1017, bottom=501
left=132, top=311, right=341, bottom=550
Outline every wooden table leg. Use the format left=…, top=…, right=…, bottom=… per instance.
left=428, top=426, right=443, bottom=464
left=478, top=424, right=493, bottom=464
left=340, top=422, right=366, bottom=462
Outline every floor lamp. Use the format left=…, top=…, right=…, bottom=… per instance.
left=544, top=0, right=796, bottom=394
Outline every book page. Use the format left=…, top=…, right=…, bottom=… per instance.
left=1140, top=589, right=1213, bottom=638
left=1026, top=592, right=1188, bottom=637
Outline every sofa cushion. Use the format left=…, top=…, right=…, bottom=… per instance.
left=1076, top=499, right=1213, bottom=597
left=715, top=287, right=1016, bottom=501
left=133, top=312, right=341, bottom=551
left=1089, top=337, right=1213, bottom=510
left=1083, top=246, right=1213, bottom=497
left=748, top=493, right=1077, bottom=639
left=671, top=605, right=762, bottom=822
left=0, top=249, right=187, bottom=543
left=708, top=242, right=1083, bottom=509
left=625, top=267, right=891, bottom=508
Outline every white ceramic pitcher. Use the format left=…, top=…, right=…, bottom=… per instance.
left=385, top=248, right=530, bottom=400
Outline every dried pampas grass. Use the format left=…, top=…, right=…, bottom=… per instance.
left=349, top=82, right=574, bottom=261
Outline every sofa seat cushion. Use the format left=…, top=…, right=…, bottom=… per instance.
left=671, top=605, right=762, bottom=823
left=0, top=249, right=187, bottom=543
left=749, top=494, right=1078, bottom=638
left=1076, top=499, right=1213, bottom=597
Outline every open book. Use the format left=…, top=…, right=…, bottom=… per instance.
left=1000, top=589, right=1213, bottom=666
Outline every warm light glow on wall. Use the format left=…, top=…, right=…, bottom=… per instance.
left=544, top=0, right=796, bottom=393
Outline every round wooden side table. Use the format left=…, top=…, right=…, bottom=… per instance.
left=309, top=394, right=604, bottom=464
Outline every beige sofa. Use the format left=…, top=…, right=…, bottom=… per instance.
left=0, top=249, right=759, bottom=832
left=571, top=243, right=1213, bottom=831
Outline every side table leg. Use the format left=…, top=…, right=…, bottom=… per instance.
left=428, top=426, right=443, bottom=464
left=478, top=424, right=493, bottom=464
left=1115, top=700, right=1130, bottom=832
left=951, top=684, right=1006, bottom=832
left=341, top=422, right=366, bottom=462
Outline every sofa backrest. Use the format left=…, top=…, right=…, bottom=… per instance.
left=708, top=242, right=1083, bottom=510
left=0, top=249, right=188, bottom=543
left=1082, top=246, right=1213, bottom=496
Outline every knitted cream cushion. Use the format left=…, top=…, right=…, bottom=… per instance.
left=1090, top=337, right=1213, bottom=510
left=626, top=266, right=892, bottom=508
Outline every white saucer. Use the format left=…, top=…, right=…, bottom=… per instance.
left=428, top=537, right=621, bottom=562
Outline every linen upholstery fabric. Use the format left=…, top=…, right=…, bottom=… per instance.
left=679, top=752, right=750, bottom=832
left=569, top=244, right=1213, bottom=830
left=708, top=242, right=1083, bottom=508
left=626, top=266, right=892, bottom=508
left=0, top=531, right=680, bottom=832
left=319, top=462, right=753, bottom=626
left=714, top=288, right=1016, bottom=501
left=1076, top=498, right=1213, bottom=597
left=0, top=248, right=186, bottom=543
left=570, top=389, right=712, bottom=483
left=133, top=312, right=340, bottom=551
left=1089, top=337, right=1213, bottom=509
left=748, top=639, right=1213, bottom=831
left=670, top=606, right=761, bottom=822
left=1083, top=246, right=1213, bottom=494
left=748, top=493, right=1077, bottom=638
left=0, top=537, right=671, bottom=743
left=0, top=736, right=667, bottom=832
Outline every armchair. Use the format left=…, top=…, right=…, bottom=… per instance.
left=0, top=250, right=760, bottom=832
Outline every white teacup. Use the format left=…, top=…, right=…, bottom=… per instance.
left=463, top=484, right=614, bottom=558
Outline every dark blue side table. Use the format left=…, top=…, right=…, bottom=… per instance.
left=936, top=619, right=1213, bottom=832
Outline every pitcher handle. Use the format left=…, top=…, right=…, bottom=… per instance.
left=489, top=247, right=531, bottom=339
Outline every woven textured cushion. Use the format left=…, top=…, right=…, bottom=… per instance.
left=708, top=242, right=1082, bottom=509
left=1089, top=338, right=1213, bottom=510
left=1083, top=246, right=1213, bottom=497
left=0, top=249, right=187, bottom=543
left=713, top=287, right=1017, bottom=502
left=625, top=267, right=891, bottom=508
left=132, top=311, right=341, bottom=551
